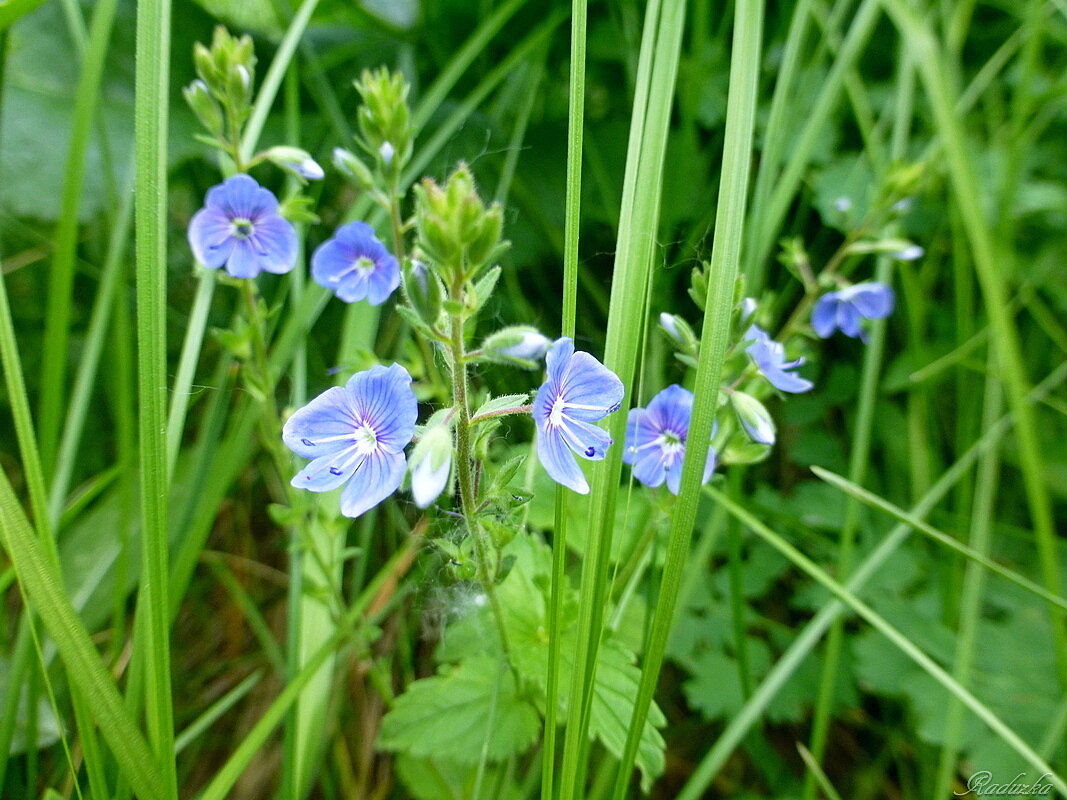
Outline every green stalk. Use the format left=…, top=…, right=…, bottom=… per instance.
left=544, top=2, right=586, bottom=796
left=559, top=0, right=678, bottom=793
left=132, top=0, right=177, bottom=793
left=37, top=0, right=119, bottom=474
left=612, top=2, right=762, bottom=793
left=882, top=0, right=1067, bottom=689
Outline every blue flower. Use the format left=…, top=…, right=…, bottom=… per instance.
left=623, top=385, right=716, bottom=495
left=283, top=363, right=417, bottom=518
left=532, top=337, right=624, bottom=494
left=811, top=282, right=895, bottom=342
left=188, top=174, right=299, bottom=278
left=311, top=221, right=400, bottom=305
left=744, top=325, right=813, bottom=393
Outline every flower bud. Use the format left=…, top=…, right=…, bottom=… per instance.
left=332, top=148, right=375, bottom=189
left=483, top=326, right=550, bottom=368
left=402, top=258, right=443, bottom=326
left=730, top=390, right=776, bottom=446
left=893, top=244, right=924, bottom=261
left=183, top=80, right=223, bottom=136
left=379, top=141, right=395, bottom=166
left=409, top=425, right=452, bottom=508
left=658, top=313, right=697, bottom=351
left=740, top=297, right=757, bottom=320
left=265, top=146, right=324, bottom=180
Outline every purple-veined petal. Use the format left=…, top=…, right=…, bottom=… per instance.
left=559, top=416, right=613, bottom=461
left=291, top=445, right=365, bottom=492
left=555, top=351, right=624, bottom=422
left=537, top=427, right=589, bottom=494
left=188, top=207, right=234, bottom=270
left=346, top=364, right=417, bottom=452
left=282, top=386, right=357, bottom=458
left=644, top=384, right=692, bottom=434
left=623, top=408, right=657, bottom=465
left=544, top=337, right=576, bottom=386
left=811, top=293, right=840, bottom=338
left=365, top=253, right=401, bottom=305
left=338, top=450, right=407, bottom=518
left=250, top=214, right=299, bottom=275
left=226, top=240, right=264, bottom=278
left=209, top=174, right=278, bottom=219
left=632, top=447, right=670, bottom=489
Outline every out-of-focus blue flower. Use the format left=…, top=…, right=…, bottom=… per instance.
left=311, top=221, right=400, bottom=305
left=532, top=338, right=624, bottom=494
left=744, top=325, right=813, bottom=393
left=893, top=245, right=924, bottom=261
left=623, top=385, right=716, bottom=495
left=283, top=363, right=417, bottom=518
left=730, top=390, right=776, bottom=446
left=811, top=282, right=895, bottom=342
left=188, top=174, right=298, bottom=278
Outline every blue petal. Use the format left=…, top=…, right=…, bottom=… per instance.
left=250, top=214, right=299, bottom=275
left=365, top=253, right=401, bottom=305
left=339, top=450, right=407, bottom=518
left=846, top=282, right=895, bottom=319
left=537, top=427, right=589, bottom=494
left=544, top=337, right=576, bottom=387
left=561, top=417, right=613, bottom=461
left=208, top=174, right=278, bottom=219
left=631, top=447, right=670, bottom=490
left=282, top=386, right=356, bottom=458
left=290, top=445, right=363, bottom=492
left=837, top=303, right=864, bottom=339
left=623, top=408, right=657, bottom=465
left=644, top=384, right=693, bottom=435
left=226, top=240, right=265, bottom=278
left=764, top=363, right=814, bottom=393
left=345, top=363, right=417, bottom=452
left=188, top=207, right=234, bottom=270
left=556, top=351, right=624, bottom=422
left=311, top=237, right=365, bottom=299
left=811, top=294, right=840, bottom=338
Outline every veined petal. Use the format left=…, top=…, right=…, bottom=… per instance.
left=188, top=207, right=234, bottom=270
left=345, top=363, right=417, bottom=451
left=365, top=253, right=401, bottom=305
left=209, top=174, right=278, bottom=219
left=623, top=408, right=658, bottom=465
left=226, top=240, right=264, bottom=278
left=544, top=337, right=576, bottom=386
left=811, top=294, right=840, bottom=338
left=537, top=428, right=589, bottom=494
left=560, top=416, right=613, bottom=461
left=557, top=351, right=624, bottom=422
left=291, top=445, right=364, bottom=492
left=846, top=282, right=895, bottom=319
left=644, top=384, right=693, bottom=434
left=251, top=215, right=299, bottom=275
left=632, top=447, right=670, bottom=489
left=339, top=450, right=407, bottom=518
left=282, top=386, right=356, bottom=458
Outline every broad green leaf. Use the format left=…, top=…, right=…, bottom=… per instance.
left=378, top=654, right=540, bottom=764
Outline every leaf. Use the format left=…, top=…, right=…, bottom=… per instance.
left=472, top=393, right=529, bottom=419
left=378, top=654, right=540, bottom=764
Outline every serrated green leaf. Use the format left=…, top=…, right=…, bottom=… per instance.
left=378, top=655, right=540, bottom=764
left=472, top=393, right=530, bottom=419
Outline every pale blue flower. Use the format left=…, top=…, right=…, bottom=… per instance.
left=283, top=364, right=417, bottom=518
left=498, top=330, right=550, bottom=362
left=623, top=385, right=716, bottom=495
left=812, top=282, right=895, bottom=342
left=532, top=338, right=624, bottom=494
left=188, top=174, right=298, bottom=278
left=311, top=221, right=400, bottom=304
left=744, top=325, right=813, bottom=393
